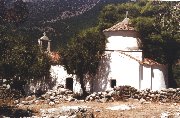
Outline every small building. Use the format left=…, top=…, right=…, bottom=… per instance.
left=92, top=17, right=168, bottom=92
left=49, top=17, right=168, bottom=93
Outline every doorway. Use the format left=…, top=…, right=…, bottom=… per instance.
left=111, top=79, right=116, bottom=88
left=66, top=78, right=73, bottom=91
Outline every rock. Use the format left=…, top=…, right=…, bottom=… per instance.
left=99, top=98, right=108, bottom=103
left=65, top=90, right=73, bottom=94
left=14, top=99, right=19, bottom=104
left=160, top=112, right=169, bottom=118
left=95, top=109, right=101, bottom=112
left=76, top=100, right=85, bottom=103
left=58, top=88, right=67, bottom=94
left=50, top=96, right=55, bottom=101
left=89, top=97, right=94, bottom=101
left=85, top=96, right=90, bottom=101
left=67, top=97, right=75, bottom=102
left=25, top=95, right=35, bottom=101
left=174, top=112, right=180, bottom=118
left=139, top=98, right=146, bottom=104
left=21, top=101, right=29, bottom=105
left=46, top=91, right=52, bottom=95
left=54, top=100, right=60, bottom=104
left=107, top=91, right=114, bottom=96
left=52, top=92, right=56, bottom=97
left=95, top=96, right=100, bottom=99
left=98, top=92, right=102, bottom=95
left=106, top=105, right=135, bottom=111
left=111, top=97, right=114, bottom=102
left=49, top=101, right=55, bottom=106
left=91, top=93, right=96, bottom=97
left=35, top=100, right=40, bottom=104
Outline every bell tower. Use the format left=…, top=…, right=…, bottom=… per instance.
left=38, top=32, right=51, bottom=52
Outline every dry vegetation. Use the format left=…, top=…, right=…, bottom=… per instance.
left=0, top=99, right=179, bottom=118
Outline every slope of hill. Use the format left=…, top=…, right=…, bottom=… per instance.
left=19, top=0, right=130, bottom=50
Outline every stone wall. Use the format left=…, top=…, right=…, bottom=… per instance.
left=17, top=85, right=180, bottom=107
left=86, top=86, right=180, bottom=103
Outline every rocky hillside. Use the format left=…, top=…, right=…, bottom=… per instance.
left=8, top=0, right=129, bottom=50
left=25, top=0, right=101, bottom=23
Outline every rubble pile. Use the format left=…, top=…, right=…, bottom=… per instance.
left=86, top=86, right=180, bottom=103
left=85, top=91, right=115, bottom=103
left=113, top=86, right=180, bottom=103
left=17, top=85, right=77, bottom=106
left=18, top=85, right=180, bottom=105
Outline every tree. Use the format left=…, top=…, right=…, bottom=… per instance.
left=60, top=27, right=106, bottom=96
left=148, top=2, right=180, bottom=87
left=0, top=0, right=28, bottom=26
left=0, top=0, right=51, bottom=95
left=0, top=30, right=51, bottom=89
left=0, top=0, right=6, bottom=23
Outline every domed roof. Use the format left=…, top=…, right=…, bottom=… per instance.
left=103, top=11, right=134, bottom=32
left=103, top=18, right=134, bottom=32
left=40, top=32, right=50, bottom=41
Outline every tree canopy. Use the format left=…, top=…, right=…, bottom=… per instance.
left=60, top=27, right=106, bottom=95
left=0, top=0, right=51, bottom=90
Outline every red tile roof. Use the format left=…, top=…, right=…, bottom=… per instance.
left=49, top=52, right=60, bottom=62
left=142, top=58, right=161, bottom=65
left=103, top=18, right=135, bottom=32
left=117, top=51, right=161, bottom=66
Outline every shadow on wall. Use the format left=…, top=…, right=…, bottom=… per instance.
left=93, top=53, right=111, bottom=92
left=24, top=75, right=57, bottom=96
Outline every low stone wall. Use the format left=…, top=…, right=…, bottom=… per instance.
left=86, top=86, right=180, bottom=103
left=16, top=85, right=77, bottom=106
left=17, top=85, right=180, bottom=106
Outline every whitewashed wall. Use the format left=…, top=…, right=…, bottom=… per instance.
left=92, top=30, right=142, bottom=92
left=93, top=51, right=142, bottom=92
left=105, top=31, right=140, bottom=51
left=50, top=65, right=82, bottom=94
left=141, top=65, right=168, bottom=91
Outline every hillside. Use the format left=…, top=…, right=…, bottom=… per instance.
left=19, top=0, right=130, bottom=50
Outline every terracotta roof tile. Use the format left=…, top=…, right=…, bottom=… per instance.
left=49, top=52, right=60, bottom=62
left=142, top=58, right=161, bottom=65
left=103, top=18, right=135, bottom=32
left=116, top=51, right=161, bottom=66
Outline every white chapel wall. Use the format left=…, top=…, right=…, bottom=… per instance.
left=93, top=51, right=142, bottom=92
left=50, top=65, right=82, bottom=94
left=151, top=65, right=168, bottom=90
left=141, top=64, right=168, bottom=91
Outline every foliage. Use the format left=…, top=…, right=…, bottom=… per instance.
left=60, top=27, right=106, bottom=95
left=0, top=0, right=51, bottom=90
left=0, top=29, right=51, bottom=83
left=0, top=0, right=28, bottom=26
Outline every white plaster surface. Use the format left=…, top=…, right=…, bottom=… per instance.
left=106, top=36, right=139, bottom=51
left=50, top=65, right=82, bottom=94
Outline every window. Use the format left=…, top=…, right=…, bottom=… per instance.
left=111, top=79, right=116, bottom=88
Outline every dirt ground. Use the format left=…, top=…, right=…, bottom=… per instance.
left=1, top=99, right=179, bottom=118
